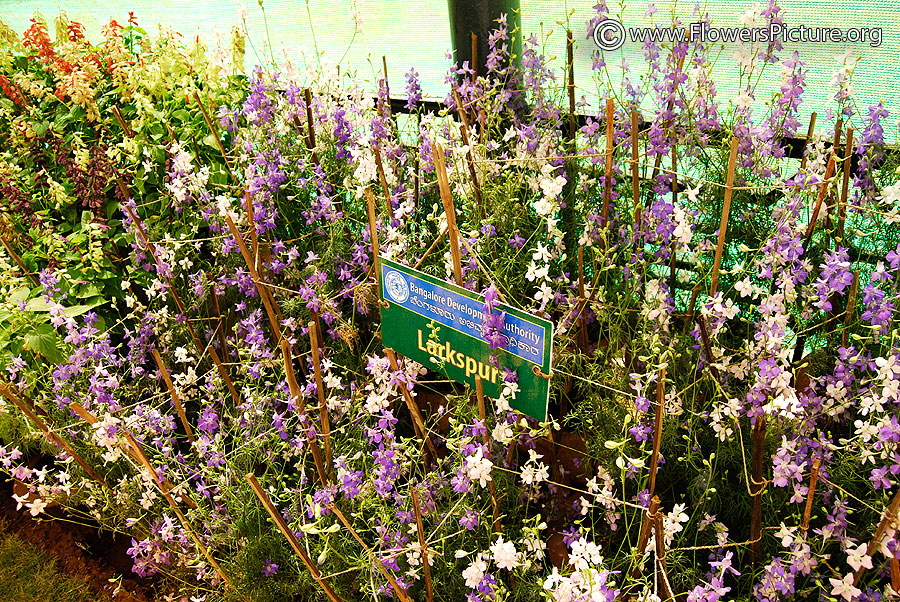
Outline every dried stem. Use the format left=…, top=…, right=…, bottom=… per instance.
left=246, top=473, right=342, bottom=602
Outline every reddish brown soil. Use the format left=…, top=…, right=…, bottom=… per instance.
left=0, top=477, right=152, bottom=602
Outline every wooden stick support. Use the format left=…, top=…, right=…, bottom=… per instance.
left=709, top=137, right=739, bottom=298
left=0, top=383, right=109, bottom=489
left=800, top=458, right=821, bottom=533
left=837, top=127, right=854, bottom=244
left=245, top=473, right=343, bottom=602
left=475, top=377, right=501, bottom=533
left=567, top=30, right=576, bottom=144
left=647, top=367, right=667, bottom=498
left=602, top=98, right=615, bottom=224
left=750, top=416, right=767, bottom=564
left=224, top=214, right=282, bottom=342
left=800, top=112, right=817, bottom=170
left=210, top=284, right=230, bottom=362
left=385, top=349, right=438, bottom=461
left=803, top=154, right=837, bottom=250
left=373, top=146, right=394, bottom=220
left=842, top=270, right=860, bottom=349
left=120, top=189, right=241, bottom=407
left=853, top=486, right=900, bottom=587
left=192, top=90, right=233, bottom=178
left=309, top=320, right=332, bottom=476
left=0, top=234, right=39, bottom=286
left=365, top=188, right=382, bottom=293
left=414, top=226, right=448, bottom=270
left=329, top=503, right=410, bottom=602
left=432, top=142, right=463, bottom=286
left=631, top=109, right=641, bottom=231
left=633, top=495, right=661, bottom=569
left=410, top=487, right=434, bottom=602
left=151, top=350, right=195, bottom=443
left=452, top=89, right=484, bottom=219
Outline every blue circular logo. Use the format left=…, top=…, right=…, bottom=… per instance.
left=385, top=270, right=410, bottom=303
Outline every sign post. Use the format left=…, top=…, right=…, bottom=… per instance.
left=379, top=257, right=553, bottom=422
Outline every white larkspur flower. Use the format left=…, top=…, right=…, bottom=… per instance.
left=465, top=447, right=493, bottom=488
left=490, top=536, right=518, bottom=570
left=846, top=543, right=873, bottom=571
left=829, top=573, right=862, bottom=601
left=462, top=558, right=486, bottom=588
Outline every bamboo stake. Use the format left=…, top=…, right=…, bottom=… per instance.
left=192, top=91, right=233, bottom=178
left=245, top=474, right=343, bottom=602
left=224, top=214, right=282, bottom=341
left=0, top=384, right=108, bottom=489
left=683, top=284, right=701, bottom=335
left=631, top=109, right=641, bottom=231
left=310, top=320, right=332, bottom=476
left=709, top=137, right=739, bottom=298
left=365, top=188, right=381, bottom=291
left=802, top=154, right=837, bottom=251
left=452, top=89, right=484, bottom=219
left=853, top=487, right=900, bottom=587
left=647, top=367, right=667, bottom=498
left=0, top=234, right=39, bottom=286
left=410, top=487, right=434, bottom=602
left=837, top=127, right=854, bottom=244
left=652, top=511, right=675, bottom=601
left=695, top=311, right=721, bottom=381
left=210, top=284, right=230, bottom=362
left=68, top=402, right=197, bottom=508
left=329, top=503, right=410, bottom=602
left=110, top=105, right=134, bottom=138
left=602, top=98, right=615, bottom=224
left=842, top=270, right=860, bottom=349
left=280, top=338, right=327, bottom=487
left=567, top=30, right=576, bottom=144
left=826, top=119, right=843, bottom=228
left=281, top=339, right=304, bottom=411
left=432, top=142, right=464, bottom=286
left=750, top=416, right=767, bottom=564
left=800, top=458, right=821, bottom=534
left=151, top=349, right=195, bottom=443
left=244, top=190, right=260, bottom=273
left=122, top=428, right=230, bottom=586
left=385, top=349, right=438, bottom=461
left=414, top=226, right=448, bottom=270
left=892, top=558, right=900, bottom=592
left=475, top=376, right=501, bottom=533
left=373, top=146, right=394, bottom=220
left=471, top=32, right=478, bottom=85
left=632, top=495, right=661, bottom=576
left=577, top=246, right=589, bottom=354
left=120, top=190, right=241, bottom=406
left=800, top=112, right=817, bottom=170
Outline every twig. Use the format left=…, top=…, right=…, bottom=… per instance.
left=246, top=473, right=342, bottom=602
left=151, top=349, right=195, bottom=443
left=648, top=367, right=667, bottom=498
left=310, top=319, right=332, bottom=477
left=410, top=487, right=434, bottom=602
left=432, top=143, right=463, bottom=286
left=709, top=137, right=739, bottom=298
left=192, top=91, right=234, bottom=178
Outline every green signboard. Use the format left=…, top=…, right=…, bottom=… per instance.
left=379, top=257, right=553, bottom=421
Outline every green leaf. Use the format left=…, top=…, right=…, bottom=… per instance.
left=33, top=121, right=49, bottom=137
left=24, top=323, right=64, bottom=364
left=201, top=134, right=219, bottom=149
left=172, top=109, right=192, bottom=123
left=23, top=296, right=51, bottom=312
left=7, top=287, right=30, bottom=307
left=76, top=284, right=100, bottom=299
left=62, top=299, right=105, bottom=318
